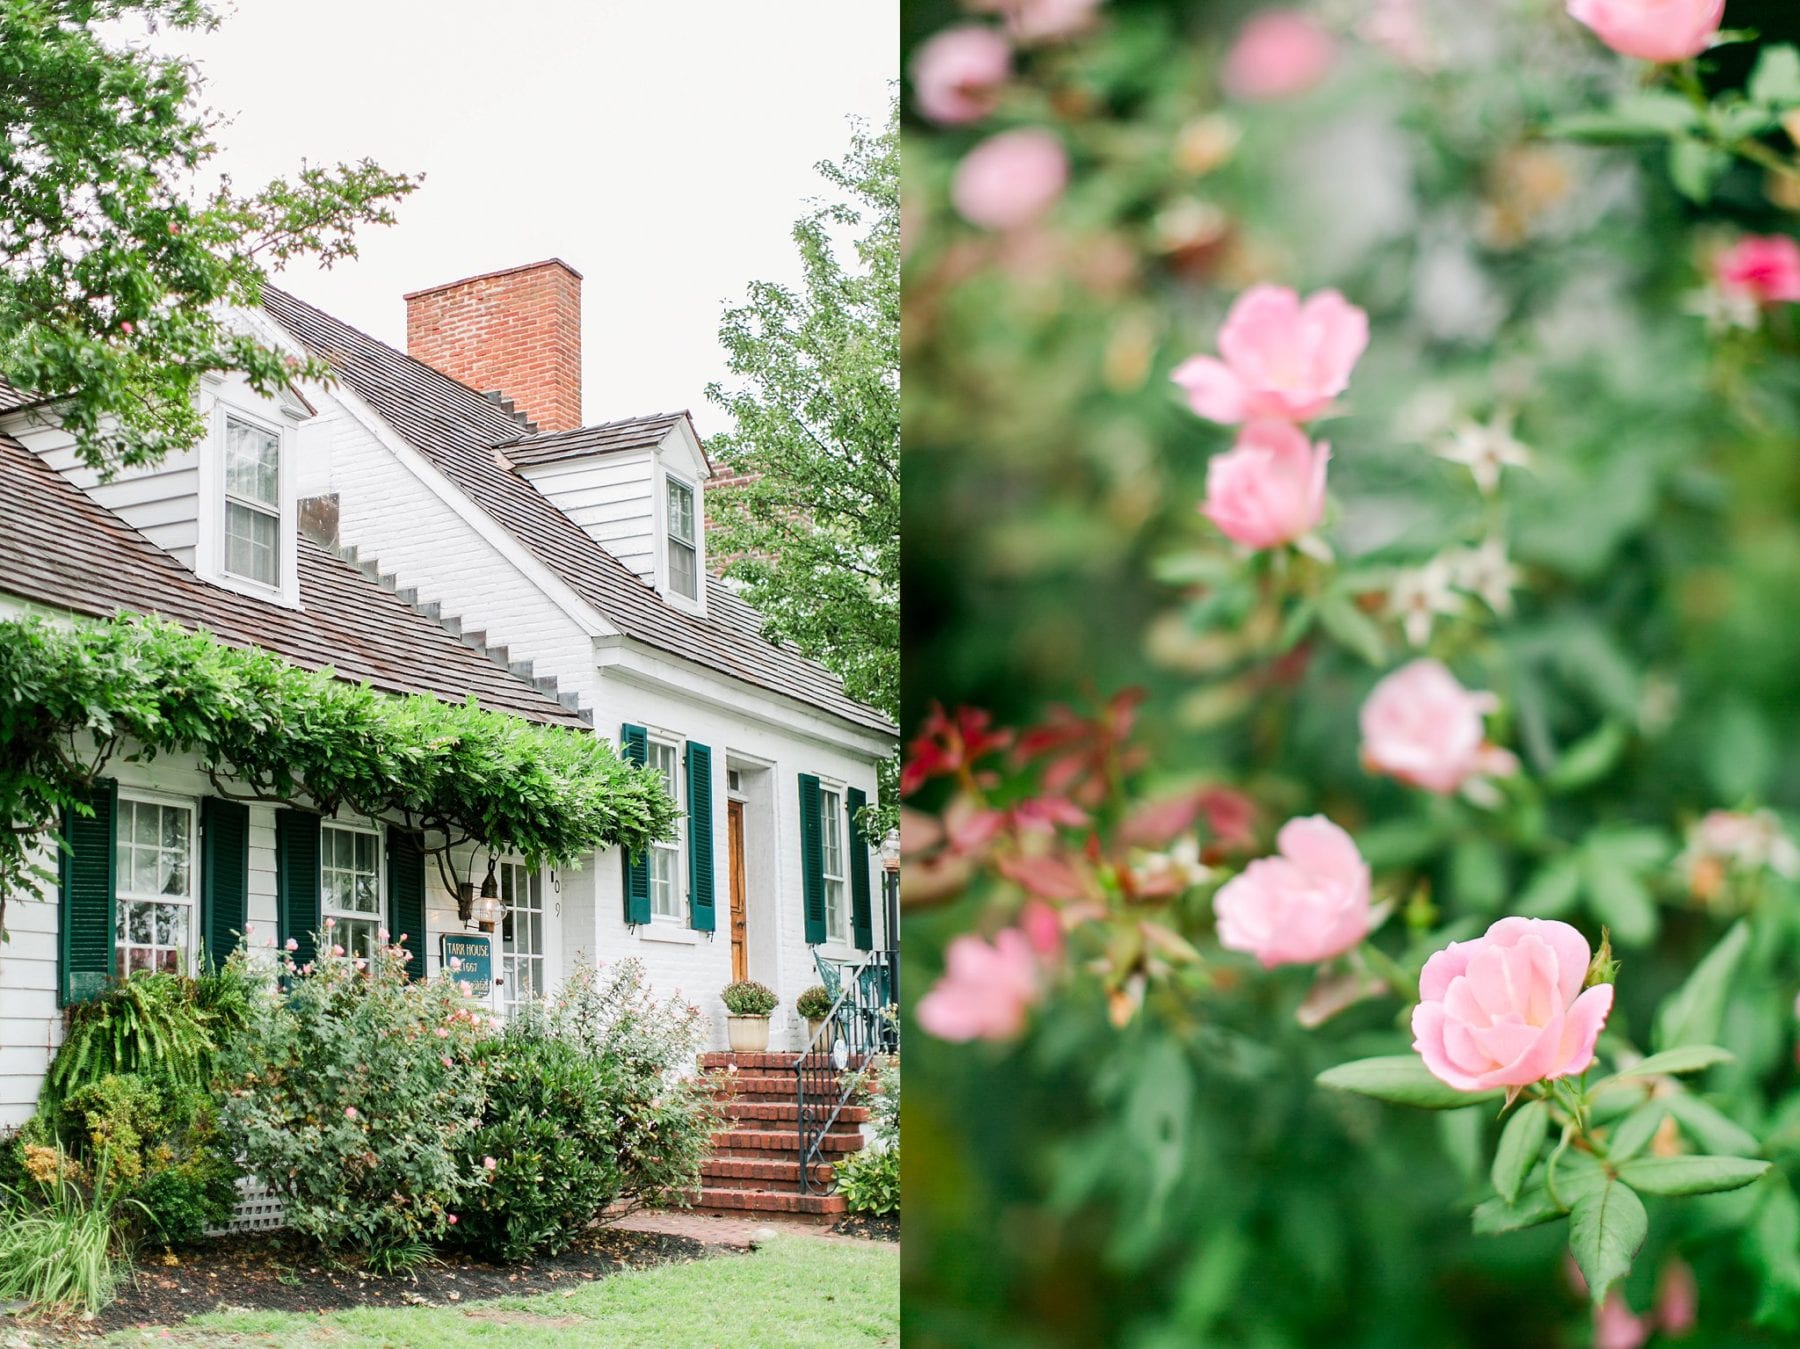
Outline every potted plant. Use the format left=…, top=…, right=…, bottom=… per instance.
left=796, top=984, right=833, bottom=1043
left=721, top=979, right=778, bottom=1052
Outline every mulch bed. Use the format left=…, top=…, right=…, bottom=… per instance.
left=832, top=1212, right=899, bottom=1242
left=11, top=1225, right=720, bottom=1339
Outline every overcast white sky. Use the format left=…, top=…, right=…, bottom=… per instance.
left=158, top=0, right=896, bottom=436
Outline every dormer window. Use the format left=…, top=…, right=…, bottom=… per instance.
left=667, top=476, right=698, bottom=600
left=223, top=415, right=282, bottom=587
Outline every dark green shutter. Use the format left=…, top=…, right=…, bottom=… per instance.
left=199, top=798, right=249, bottom=971
left=275, top=809, right=321, bottom=968
left=798, top=773, right=826, bottom=945
left=387, top=827, right=427, bottom=981
left=58, top=778, right=117, bottom=1006
left=685, top=741, right=715, bottom=932
left=847, top=787, right=873, bottom=951
left=620, top=723, right=651, bottom=925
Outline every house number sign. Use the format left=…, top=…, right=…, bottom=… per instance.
left=439, top=932, right=493, bottom=997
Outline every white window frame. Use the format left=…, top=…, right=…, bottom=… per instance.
left=320, top=821, right=383, bottom=961
left=820, top=785, right=848, bottom=946
left=197, top=390, right=299, bottom=606
left=665, top=473, right=699, bottom=602
left=114, top=791, right=197, bottom=977
left=499, top=859, right=546, bottom=1016
left=647, top=737, right=685, bottom=922
left=222, top=411, right=283, bottom=590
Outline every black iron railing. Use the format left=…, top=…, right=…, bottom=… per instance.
left=794, top=948, right=898, bottom=1194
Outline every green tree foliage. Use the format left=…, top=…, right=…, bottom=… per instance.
left=0, top=0, right=417, bottom=475
left=706, top=103, right=900, bottom=751
left=0, top=614, right=678, bottom=943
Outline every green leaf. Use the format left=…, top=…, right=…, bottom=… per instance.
left=1315, top=1056, right=1502, bottom=1110
left=1569, top=1182, right=1647, bottom=1307
left=1665, top=1093, right=1761, bottom=1157
left=1655, top=921, right=1749, bottom=1051
left=1546, top=721, right=1628, bottom=792
left=1581, top=850, right=1658, bottom=946
left=1518, top=857, right=1582, bottom=919
left=1316, top=592, right=1387, bottom=667
left=1750, top=44, right=1800, bottom=106
left=1491, top=1099, right=1549, bottom=1204
left=1606, top=1103, right=1665, bottom=1163
left=1616, top=1155, right=1770, bottom=1197
left=1610, top=1045, right=1734, bottom=1080
left=1668, top=137, right=1730, bottom=204
left=1472, top=1183, right=1565, bottom=1235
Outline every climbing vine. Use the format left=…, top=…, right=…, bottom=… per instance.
left=0, top=614, right=677, bottom=941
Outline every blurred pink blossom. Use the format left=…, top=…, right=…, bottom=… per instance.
left=1412, top=917, right=1613, bottom=1090
left=1715, top=235, right=1800, bottom=306
left=1657, top=1259, right=1698, bottom=1336
left=951, top=129, right=1069, bottom=231
left=1565, top=0, right=1722, bottom=63
left=1222, top=10, right=1338, bottom=101
left=918, top=928, right=1043, bottom=1041
left=1594, top=1291, right=1651, bottom=1349
left=912, top=26, right=1011, bottom=124
left=1172, top=284, right=1368, bottom=424
left=966, top=0, right=1102, bottom=43
left=1201, top=420, right=1330, bottom=550
left=1213, top=816, right=1371, bottom=968
left=1360, top=659, right=1517, bottom=796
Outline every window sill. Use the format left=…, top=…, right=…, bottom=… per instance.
left=639, top=922, right=700, bottom=946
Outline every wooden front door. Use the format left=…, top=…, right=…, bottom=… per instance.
left=728, top=799, right=748, bottom=981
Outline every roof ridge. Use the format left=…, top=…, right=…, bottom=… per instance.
left=491, top=409, right=688, bottom=451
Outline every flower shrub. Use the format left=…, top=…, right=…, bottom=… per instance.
left=904, top=0, right=1800, bottom=1340
left=797, top=984, right=834, bottom=1020
left=837, top=1061, right=900, bottom=1217
left=451, top=959, right=717, bottom=1261
left=721, top=979, right=778, bottom=1016
left=216, top=936, right=490, bottom=1266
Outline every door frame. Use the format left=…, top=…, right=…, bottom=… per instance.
left=727, top=798, right=748, bottom=982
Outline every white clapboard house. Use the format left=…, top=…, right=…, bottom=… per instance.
left=0, top=258, right=896, bottom=1130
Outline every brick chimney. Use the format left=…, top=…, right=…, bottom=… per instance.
left=404, top=259, right=583, bottom=432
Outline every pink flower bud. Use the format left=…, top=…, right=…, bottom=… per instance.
left=331, top=945, right=344, bottom=957
left=447, top=1214, right=458, bottom=1225
left=1565, top=0, right=1722, bottom=63
left=950, top=129, right=1068, bottom=232
left=344, top=1106, right=358, bottom=1119
left=285, top=938, right=298, bottom=952
left=1214, top=817, right=1371, bottom=968
left=1200, top=421, right=1329, bottom=551
left=1172, top=285, right=1369, bottom=425
left=1222, top=10, right=1337, bottom=102
left=483, top=1156, right=497, bottom=1171
left=911, top=26, right=1011, bottom=125
left=1413, top=918, right=1614, bottom=1090
left=324, top=917, right=335, bottom=928
left=1715, top=235, right=1800, bottom=306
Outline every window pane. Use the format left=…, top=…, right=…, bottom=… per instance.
left=225, top=502, right=279, bottom=586
left=667, top=480, right=694, bottom=543
left=669, top=540, right=697, bottom=600
left=226, top=418, right=280, bottom=508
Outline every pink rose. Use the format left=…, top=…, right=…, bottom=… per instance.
left=966, top=0, right=1102, bottom=44
left=1565, top=0, right=1722, bottom=63
left=482, top=1156, right=498, bottom=1171
left=331, top=944, right=345, bottom=957
left=447, top=1214, right=458, bottom=1226
left=324, top=917, right=335, bottom=928
left=1171, top=284, right=1369, bottom=425
left=344, top=1106, right=358, bottom=1119
left=284, top=937, right=298, bottom=952
left=1201, top=420, right=1329, bottom=550
left=1594, top=1292, right=1651, bottom=1349
left=950, top=129, right=1069, bottom=231
left=1360, top=659, right=1518, bottom=796
left=917, top=928, right=1042, bottom=1041
left=1222, top=10, right=1338, bottom=102
left=1213, top=816, right=1371, bottom=968
left=912, top=26, right=1011, bottom=125
left=1412, top=917, right=1614, bottom=1091
left=1715, top=235, right=1800, bottom=306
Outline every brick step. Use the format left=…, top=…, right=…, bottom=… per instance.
left=704, top=1073, right=805, bottom=1098
left=711, top=1128, right=865, bottom=1155
left=691, top=1187, right=846, bottom=1216
left=702, top=1156, right=837, bottom=1187
left=699, top=1051, right=882, bottom=1072
left=724, top=1100, right=869, bottom=1127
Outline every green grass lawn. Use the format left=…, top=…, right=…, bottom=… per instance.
left=100, top=1236, right=896, bottom=1348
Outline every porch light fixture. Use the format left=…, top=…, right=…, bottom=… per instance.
left=456, top=881, right=476, bottom=926
left=476, top=857, right=500, bottom=933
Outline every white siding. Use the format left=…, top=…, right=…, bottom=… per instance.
left=519, top=452, right=657, bottom=581
left=4, top=420, right=201, bottom=567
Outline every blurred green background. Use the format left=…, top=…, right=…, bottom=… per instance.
left=902, top=1, right=1800, bottom=1344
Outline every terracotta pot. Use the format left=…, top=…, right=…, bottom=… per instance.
left=727, top=1014, right=771, bottom=1053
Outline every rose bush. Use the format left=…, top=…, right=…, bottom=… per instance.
left=904, top=0, right=1800, bottom=1341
